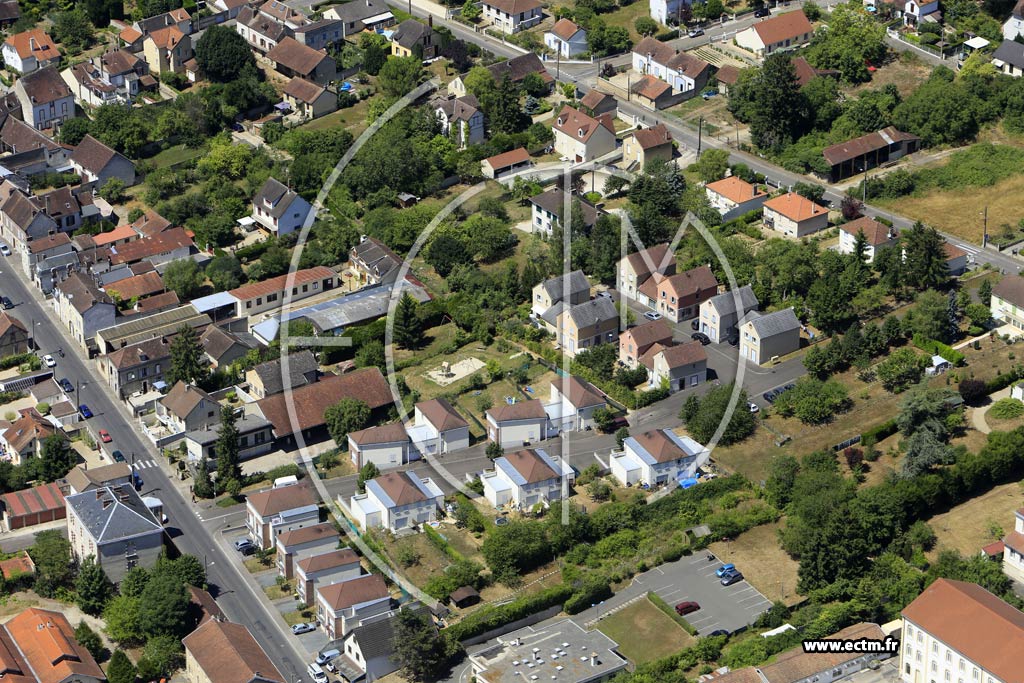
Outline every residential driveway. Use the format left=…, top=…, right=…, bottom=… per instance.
left=576, top=551, right=772, bottom=636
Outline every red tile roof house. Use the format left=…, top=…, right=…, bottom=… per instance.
left=69, top=134, right=136, bottom=189
left=347, top=422, right=409, bottom=471
left=107, top=226, right=194, bottom=267
left=838, top=216, right=896, bottom=263
left=762, top=192, right=829, bottom=238
left=183, top=619, right=285, bottom=683
left=735, top=9, right=814, bottom=59
left=266, top=37, right=337, bottom=85
left=480, top=147, right=531, bottom=179
left=480, top=0, right=542, bottom=34
left=349, top=470, right=444, bottom=532
left=705, top=176, right=769, bottom=222
left=643, top=264, right=719, bottom=323
left=617, top=243, right=676, bottom=303
left=485, top=399, right=549, bottom=449
left=545, top=375, right=605, bottom=433
left=619, top=318, right=673, bottom=369
left=294, top=548, right=362, bottom=605
left=228, top=265, right=335, bottom=319
left=2, top=29, right=59, bottom=74
left=4, top=608, right=105, bottom=683
left=244, top=481, right=320, bottom=549
left=0, top=481, right=64, bottom=530
left=648, top=341, right=707, bottom=393
left=275, top=521, right=340, bottom=579
left=551, top=105, right=616, bottom=163
left=407, top=398, right=469, bottom=456
left=316, top=573, right=391, bottom=640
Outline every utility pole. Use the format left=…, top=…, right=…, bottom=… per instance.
left=556, top=48, right=560, bottom=80
left=862, top=166, right=868, bottom=204
left=982, top=206, right=988, bottom=248
left=697, top=117, right=703, bottom=157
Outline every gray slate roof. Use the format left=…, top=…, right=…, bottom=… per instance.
left=328, top=0, right=391, bottom=23
left=530, top=190, right=600, bottom=227
left=250, top=349, right=318, bottom=395
left=185, top=413, right=272, bottom=447
left=994, top=39, right=1024, bottom=70
left=66, top=484, right=162, bottom=543
left=742, top=307, right=799, bottom=338
left=706, top=285, right=758, bottom=318
left=254, top=177, right=302, bottom=219
left=541, top=269, right=590, bottom=301
left=568, top=297, right=616, bottom=328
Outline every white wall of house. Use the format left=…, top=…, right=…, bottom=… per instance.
left=481, top=2, right=541, bottom=33
left=992, top=292, right=1024, bottom=331
left=348, top=439, right=409, bottom=470
left=486, top=416, right=546, bottom=448
left=763, top=206, right=828, bottom=238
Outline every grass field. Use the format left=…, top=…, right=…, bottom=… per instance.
left=301, top=97, right=376, bottom=135
left=708, top=521, right=802, bottom=606
left=925, top=480, right=1022, bottom=558
left=848, top=54, right=932, bottom=98
left=597, top=597, right=694, bottom=663
left=148, top=143, right=206, bottom=169
left=873, top=173, right=1024, bottom=243
left=594, top=1, right=652, bottom=44
left=387, top=532, right=454, bottom=588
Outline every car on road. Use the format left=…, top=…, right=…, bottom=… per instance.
left=58, top=378, right=73, bottom=393
left=675, top=601, right=700, bottom=615
left=644, top=311, right=663, bottom=321
left=0, top=244, right=9, bottom=257
left=715, top=563, right=737, bottom=577
left=597, top=291, right=613, bottom=300
left=687, top=27, right=704, bottom=37
left=748, top=402, right=759, bottom=414
left=291, top=623, right=316, bottom=635
left=754, top=6, right=771, bottom=16
left=691, top=332, right=711, bottom=345
left=42, top=354, right=56, bottom=368
left=1, top=297, right=12, bottom=310
left=79, top=404, right=93, bottom=419
left=111, top=450, right=125, bottom=463
left=98, top=429, right=112, bottom=443
left=721, top=571, right=745, bottom=586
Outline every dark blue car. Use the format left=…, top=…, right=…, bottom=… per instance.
left=78, top=404, right=93, bottom=419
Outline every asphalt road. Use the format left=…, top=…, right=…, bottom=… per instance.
left=0, top=260, right=311, bottom=683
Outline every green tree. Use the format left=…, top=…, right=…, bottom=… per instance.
left=485, top=441, right=504, bottom=460
left=166, top=325, right=205, bottom=387
left=481, top=520, right=550, bottom=582
left=74, top=622, right=106, bottom=661
left=100, top=178, right=127, bottom=203
left=40, top=434, right=75, bottom=482
left=426, top=233, right=472, bottom=277
left=392, top=608, right=447, bottom=681
left=394, top=291, right=423, bottom=349
left=592, top=407, right=616, bottom=432
left=685, top=383, right=756, bottom=445
left=489, top=75, right=529, bottom=134
left=215, top=405, right=241, bottom=484
left=163, top=259, right=204, bottom=300
left=378, top=56, right=423, bottom=97
left=195, top=25, right=255, bottom=82
left=902, top=222, right=949, bottom=291
left=693, top=149, right=730, bottom=183
left=805, top=4, right=886, bottom=83
left=325, top=398, right=371, bottom=446
left=75, top=556, right=113, bottom=615
left=137, top=635, right=184, bottom=681
left=979, top=279, right=993, bottom=306
left=194, top=457, right=214, bottom=499
left=139, top=571, right=191, bottom=638
left=354, top=340, right=386, bottom=370
left=634, top=16, right=658, bottom=36
left=29, top=530, right=72, bottom=597
left=83, top=0, right=124, bottom=27
left=51, top=8, right=95, bottom=51
left=104, top=596, right=143, bottom=644
left=765, top=455, right=801, bottom=508
left=876, top=348, right=927, bottom=393
left=904, top=290, right=948, bottom=341
left=107, top=650, right=136, bottom=683
left=120, top=566, right=150, bottom=598
left=360, top=33, right=389, bottom=75
left=730, top=53, right=808, bottom=152
left=900, top=430, right=955, bottom=478
left=965, top=302, right=990, bottom=327
left=461, top=0, right=481, bottom=20
left=206, top=254, right=244, bottom=291
left=357, top=462, right=380, bottom=493
left=59, top=118, right=93, bottom=146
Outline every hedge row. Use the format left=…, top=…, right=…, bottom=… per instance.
left=0, top=353, right=34, bottom=370
left=647, top=592, right=698, bottom=635
left=912, top=334, right=965, bottom=366
left=985, top=365, right=1024, bottom=394
left=424, top=524, right=467, bottom=564
left=861, top=419, right=898, bottom=446
left=445, top=584, right=573, bottom=643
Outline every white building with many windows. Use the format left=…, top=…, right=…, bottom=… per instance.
left=1002, top=506, right=1024, bottom=583
left=900, top=577, right=1024, bottom=683
left=991, top=275, right=1024, bottom=333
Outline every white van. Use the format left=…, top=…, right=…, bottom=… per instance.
left=307, top=663, right=327, bottom=683
left=316, top=649, right=341, bottom=665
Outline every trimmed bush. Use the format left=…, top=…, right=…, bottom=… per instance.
left=861, top=419, right=898, bottom=444
left=912, top=334, right=965, bottom=366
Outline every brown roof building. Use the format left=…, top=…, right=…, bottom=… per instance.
left=256, top=368, right=392, bottom=439
left=266, top=37, right=335, bottom=84
left=0, top=482, right=65, bottom=531
left=4, top=608, right=105, bottom=683
left=502, top=449, right=559, bottom=483
left=822, top=127, right=920, bottom=182
left=183, top=619, right=285, bottom=683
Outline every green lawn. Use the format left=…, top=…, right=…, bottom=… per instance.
left=149, top=143, right=206, bottom=169
left=599, top=1, right=657, bottom=43
left=596, top=597, right=694, bottom=664
left=301, top=97, right=375, bottom=135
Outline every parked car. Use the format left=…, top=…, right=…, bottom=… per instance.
left=709, top=629, right=730, bottom=637
left=675, top=601, right=700, bottom=615
left=291, top=623, right=316, bottom=635
left=644, top=311, right=663, bottom=321
left=234, top=538, right=256, bottom=554
left=727, top=332, right=739, bottom=346
left=715, top=563, right=737, bottom=577
left=754, top=6, right=771, bottom=16
left=1, top=297, right=12, bottom=310
left=721, top=571, right=744, bottom=586
left=111, top=450, right=125, bottom=463
left=0, top=243, right=10, bottom=256
left=98, top=429, right=112, bottom=443
left=691, top=332, right=711, bottom=345
left=597, top=291, right=613, bottom=300
left=79, top=404, right=93, bottom=419
left=58, top=378, right=73, bottom=393
left=690, top=319, right=700, bottom=331
left=763, top=389, right=781, bottom=403
left=688, top=27, right=704, bottom=37
left=42, top=354, right=56, bottom=368
left=748, top=402, right=760, bottom=414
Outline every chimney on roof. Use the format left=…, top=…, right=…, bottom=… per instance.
left=29, top=37, right=36, bottom=50
left=102, top=498, right=112, bottom=509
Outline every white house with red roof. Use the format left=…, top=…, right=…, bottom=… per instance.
left=407, top=398, right=469, bottom=456
left=705, top=176, right=769, bottom=221
left=481, top=448, right=573, bottom=509
left=544, top=18, right=586, bottom=57
left=838, top=216, right=897, bottom=263
left=735, top=10, right=814, bottom=59
left=349, top=471, right=444, bottom=532
left=315, top=573, right=391, bottom=640
left=347, top=422, right=410, bottom=470
left=295, top=548, right=362, bottom=605
left=551, top=105, right=616, bottom=163
left=485, top=399, right=549, bottom=448
left=610, top=428, right=708, bottom=487
left=762, top=192, right=829, bottom=238
left=544, top=375, right=605, bottom=433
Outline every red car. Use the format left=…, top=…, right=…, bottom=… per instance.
left=98, top=429, right=112, bottom=443
left=675, top=601, right=700, bottom=616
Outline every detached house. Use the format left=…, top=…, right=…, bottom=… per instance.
left=316, top=573, right=391, bottom=640
left=1005, top=0, right=1024, bottom=39
left=545, top=375, right=605, bottom=433
left=156, top=381, right=220, bottom=436
left=98, top=335, right=172, bottom=398
left=235, top=5, right=291, bottom=53
left=528, top=189, right=601, bottom=238
left=53, top=272, right=116, bottom=349
left=622, top=124, right=673, bottom=170
left=705, top=176, right=768, bottom=221
left=611, top=428, right=708, bottom=487
left=295, top=548, right=362, bottom=605
left=0, top=409, right=56, bottom=464
left=267, top=37, right=336, bottom=85
left=632, top=37, right=711, bottom=100
left=282, top=77, right=336, bottom=121
left=993, top=39, right=1024, bottom=77
left=142, top=26, right=192, bottom=74
left=991, top=274, right=1024, bottom=331
left=545, top=297, right=619, bottom=357
left=390, top=18, right=438, bottom=58
left=838, top=216, right=896, bottom=263
left=251, top=177, right=314, bottom=236
left=349, top=471, right=444, bottom=532
left=647, top=341, right=707, bottom=393
left=698, top=285, right=759, bottom=344
left=14, top=67, right=74, bottom=130
left=544, top=18, right=587, bottom=58
left=322, top=0, right=395, bottom=35
left=407, top=398, right=469, bottom=456
left=619, top=318, right=673, bottom=368
left=762, top=192, right=829, bottom=238
left=275, top=521, right=340, bottom=579
left=645, top=264, right=719, bottom=322
left=434, top=94, right=484, bottom=149
left=552, top=105, right=616, bottom=163
left=735, top=10, right=814, bottom=59
left=481, top=448, right=574, bottom=509
left=739, top=307, right=801, bottom=365
left=347, top=423, right=409, bottom=470
left=486, top=400, right=548, bottom=448
left=1002, top=506, right=1024, bottom=583
left=348, top=235, right=400, bottom=287
left=2, top=30, right=59, bottom=74
left=531, top=270, right=590, bottom=319
left=3, top=608, right=106, bottom=683
left=618, top=243, right=675, bottom=302
left=480, top=0, right=542, bottom=34
left=245, top=482, right=319, bottom=549
left=70, top=135, right=136, bottom=188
